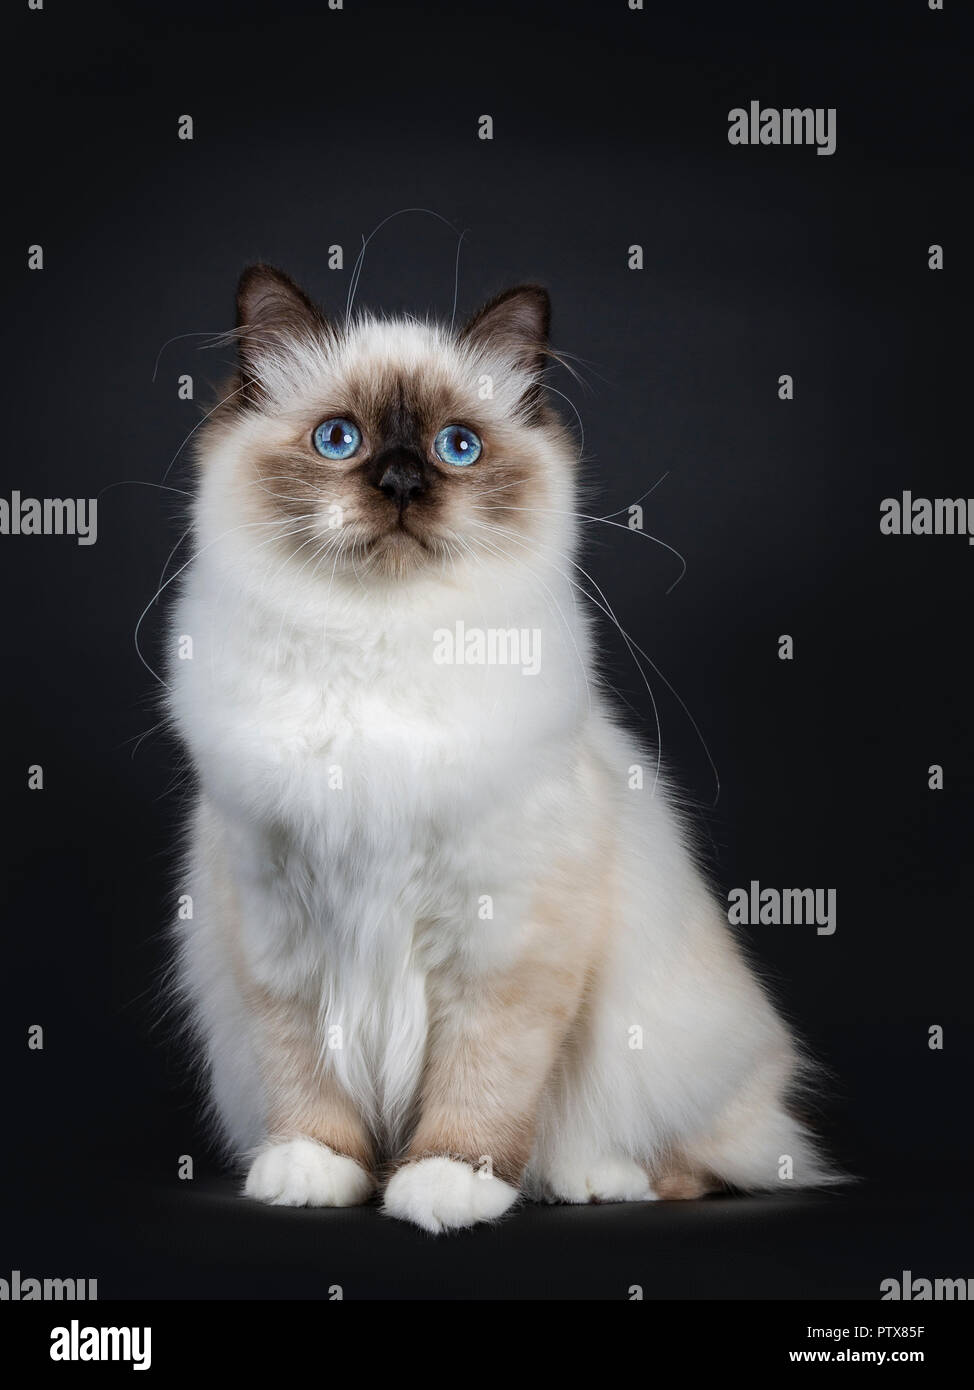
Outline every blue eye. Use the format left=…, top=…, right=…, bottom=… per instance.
left=434, top=424, right=482, bottom=467
left=313, top=418, right=361, bottom=460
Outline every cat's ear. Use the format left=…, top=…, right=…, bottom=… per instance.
left=235, top=264, right=327, bottom=400
left=460, top=285, right=551, bottom=376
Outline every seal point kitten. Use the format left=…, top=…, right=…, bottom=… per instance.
left=166, top=263, right=835, bottom=1232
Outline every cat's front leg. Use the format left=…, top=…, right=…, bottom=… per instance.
left=383, top=936, right=589, bottom=1233
left=242, top=987, right=375, bottom=1209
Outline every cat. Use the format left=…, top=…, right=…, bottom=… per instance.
left=165, top=263, right=835, bottom=1233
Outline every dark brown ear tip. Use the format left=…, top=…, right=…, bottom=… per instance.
left=511, top=283, right=551, bottom=328
left=236, top=263, right=281, bottom=322
left=238, top=261, right=274, bottom=289
left=461, top=282, right=552, bottom=345
left=236, top=262, right=302, bottom=302
left=235, top=264, right=326, bottom=334
left=494, top=282, right=550, bottom=310
left=526, top=284, right=552, bottom=335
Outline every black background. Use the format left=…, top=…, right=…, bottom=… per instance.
left=2, top=0, right=971, bottom=1300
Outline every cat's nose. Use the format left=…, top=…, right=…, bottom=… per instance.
left=376, top=457, right=428, bottom=511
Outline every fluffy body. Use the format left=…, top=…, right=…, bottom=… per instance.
left=166, top=278, right=833, bottom=1233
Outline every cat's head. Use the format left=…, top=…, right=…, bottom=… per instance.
left=195, top=264, right=578, bottom=587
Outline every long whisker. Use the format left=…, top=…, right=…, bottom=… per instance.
left=203, top=514, right=325, bottom=686
left=151, top=328, right=284, bottom=383
left=468, top=518, right=671, bottom=797
left=97, top=479, right=194, bottom=501
left=472, top=500, right=687, bottom=593
left=161, top=377, right=255, bottom=482
left=471, top=515, right=662, bottom=789
left=463, top=527, right=592, bottom=717
left=152, top=330, right=234, bottom=383
left=595, top=470, right=670, bottom=522
left=345, top=207, right=464, bottom=326
left=472, top=514, right=720, bottom=806
left=135, top=513, right=319, bottom=691
left=542, top=382, right=586, bottom=459
left=155, top=524, right=194, bottom=605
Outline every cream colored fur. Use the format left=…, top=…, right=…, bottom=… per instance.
left=166, top=279, right=833, bottom=1233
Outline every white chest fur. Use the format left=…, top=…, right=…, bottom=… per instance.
left=170, top=551, right=588, bottom=1142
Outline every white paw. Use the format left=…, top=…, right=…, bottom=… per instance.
left=383, top=1157, right=519, bottom=1234
left=244, top=1137, right=373, bottom=1208
left=542, top=1155, right=658, bottom=1204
